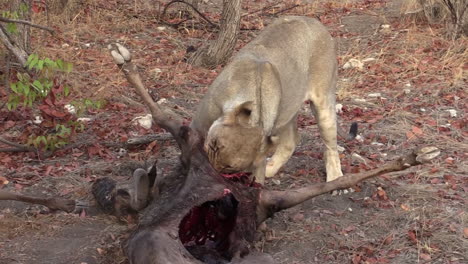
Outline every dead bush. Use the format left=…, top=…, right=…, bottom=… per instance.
left=402, top=0, right=467, bottom=38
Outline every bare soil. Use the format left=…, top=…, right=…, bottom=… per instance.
left=0, top=0, right=466, bottom=264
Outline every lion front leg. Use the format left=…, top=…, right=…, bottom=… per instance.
left=265, top=119, right=299, bottom=178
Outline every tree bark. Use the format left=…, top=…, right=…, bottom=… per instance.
left=0, top=24, right=28, bottom=67
left=9, top=0, right=31, bottom=53
left=190, top=0, right=241, bottom=68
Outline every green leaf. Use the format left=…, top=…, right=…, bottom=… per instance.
left=27, top=54, right=35, bottom=65
left=19, top=3, right=28, bottom=13
left=28, top=95, right=33, bottom=107
left=10, top=83, right=17, bottom=93
left=64, top=62, right=73, bottom=73
left=56, top=59, right=64, bottom=70
left=64, top=85, right=70, bottom=97
left=39, top=136, right=48, bottom=146
left=23, top=84, right=30, bottom=96
left=16, top=82, right=24, bottom=93
left=32, top=80, right=44, bottom=93
left=16, top=72, right=24, bottom=82
left=37, top=59, right=44, bottom=70
left=44, top=58, right=55, bottom=67
left=7, top=95, right=19, bottom=110
left=6, top=23, right=17, bottom=34
left=28, top=56, right=39, bottom=70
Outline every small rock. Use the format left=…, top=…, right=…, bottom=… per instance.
left=343, top=58, right=364, bottom=70
left=272, top=179, right=281, bottom=185
left=381, top=24, right=391, bottom=29
left=371, top=142, right=385, bottom=146
left=362, top=57, right=376, bottom=63
left=33, top=115, right=43, bottom=124
left=337, top=145, right=345, bottom=152
left=61, top=43, right=70, bottom=48
left=150, top=68, right=162, bottom=79
left=354, top=98, right=367, bottom=103
left=64, top=104, right=76, bottom=114
left=367, top=93, right=382, bottom=98
left=84, top=43, right=91, bottom=48
left=446, top=109, right=457, bottom=117
left=405, top=82, right=412, bottom=87
left=420, top=108, right=426, bottom=112
left=157, top=98, right=168, bottom=104
left=117, top=148, right=127, bottom=158
left=77, top=117, right=91, bottom=122
left=355, top=134, right=364, bottom=143
left=132, top=114, right=153, bottom=129
left=348, top=207, right=353, bottom=212
left=403, top=88, right=411, bottom=94
left=352, top=153, right=367, bottom=164
left=335, top=103, right=343, bottom=114
left=156, top=26, right=166, bottom=31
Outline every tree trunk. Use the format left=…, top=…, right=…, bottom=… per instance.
left=190, top=0, right=241, bottom=69
left=9, top=0, right=31, bottom=53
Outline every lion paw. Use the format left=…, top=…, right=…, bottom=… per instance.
left=265, top=161, right=277, bottom=178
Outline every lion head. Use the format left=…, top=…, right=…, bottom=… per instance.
left=204, top=102, right=264, bottom=173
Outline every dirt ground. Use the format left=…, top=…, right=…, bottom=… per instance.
left=0, top=0, right=466, bottom=263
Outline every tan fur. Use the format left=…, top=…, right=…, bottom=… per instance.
left=191, top=16, right=343, bottom=184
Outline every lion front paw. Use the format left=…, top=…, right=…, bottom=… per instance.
left=265, top=161, right=278, bottom=178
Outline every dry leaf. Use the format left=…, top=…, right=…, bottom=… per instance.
left=408, top=230, right=418, bottom=243
left=420, top=253, right=431, bottom=261
left=0, top=176, right=9, bottom=188
left=406, top=131, right=415, bottom=140
left=412, top=126, right=423, bottom=135
left=400, top=204, right=410, bottom=211
left=96, top=248, right=105, bottom=255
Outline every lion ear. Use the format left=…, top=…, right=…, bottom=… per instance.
left=223, top=101, right=253, bottom=126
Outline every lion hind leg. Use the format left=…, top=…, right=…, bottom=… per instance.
left=310, top=101, right=343, bottom=182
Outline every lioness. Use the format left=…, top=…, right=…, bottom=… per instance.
left=191, top=16, right=356, bottom=184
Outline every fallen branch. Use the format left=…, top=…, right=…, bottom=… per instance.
left=0, top=134, right=172, bottom=157
left=0, top=137, right=37, bottom=153
left=271, top=4, right=300, bottom=16
left=0, top=190, right=76, bottom=213
left=241, top=2, right=281, bottom=17
left=0, top=17, right=55, bottom=34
